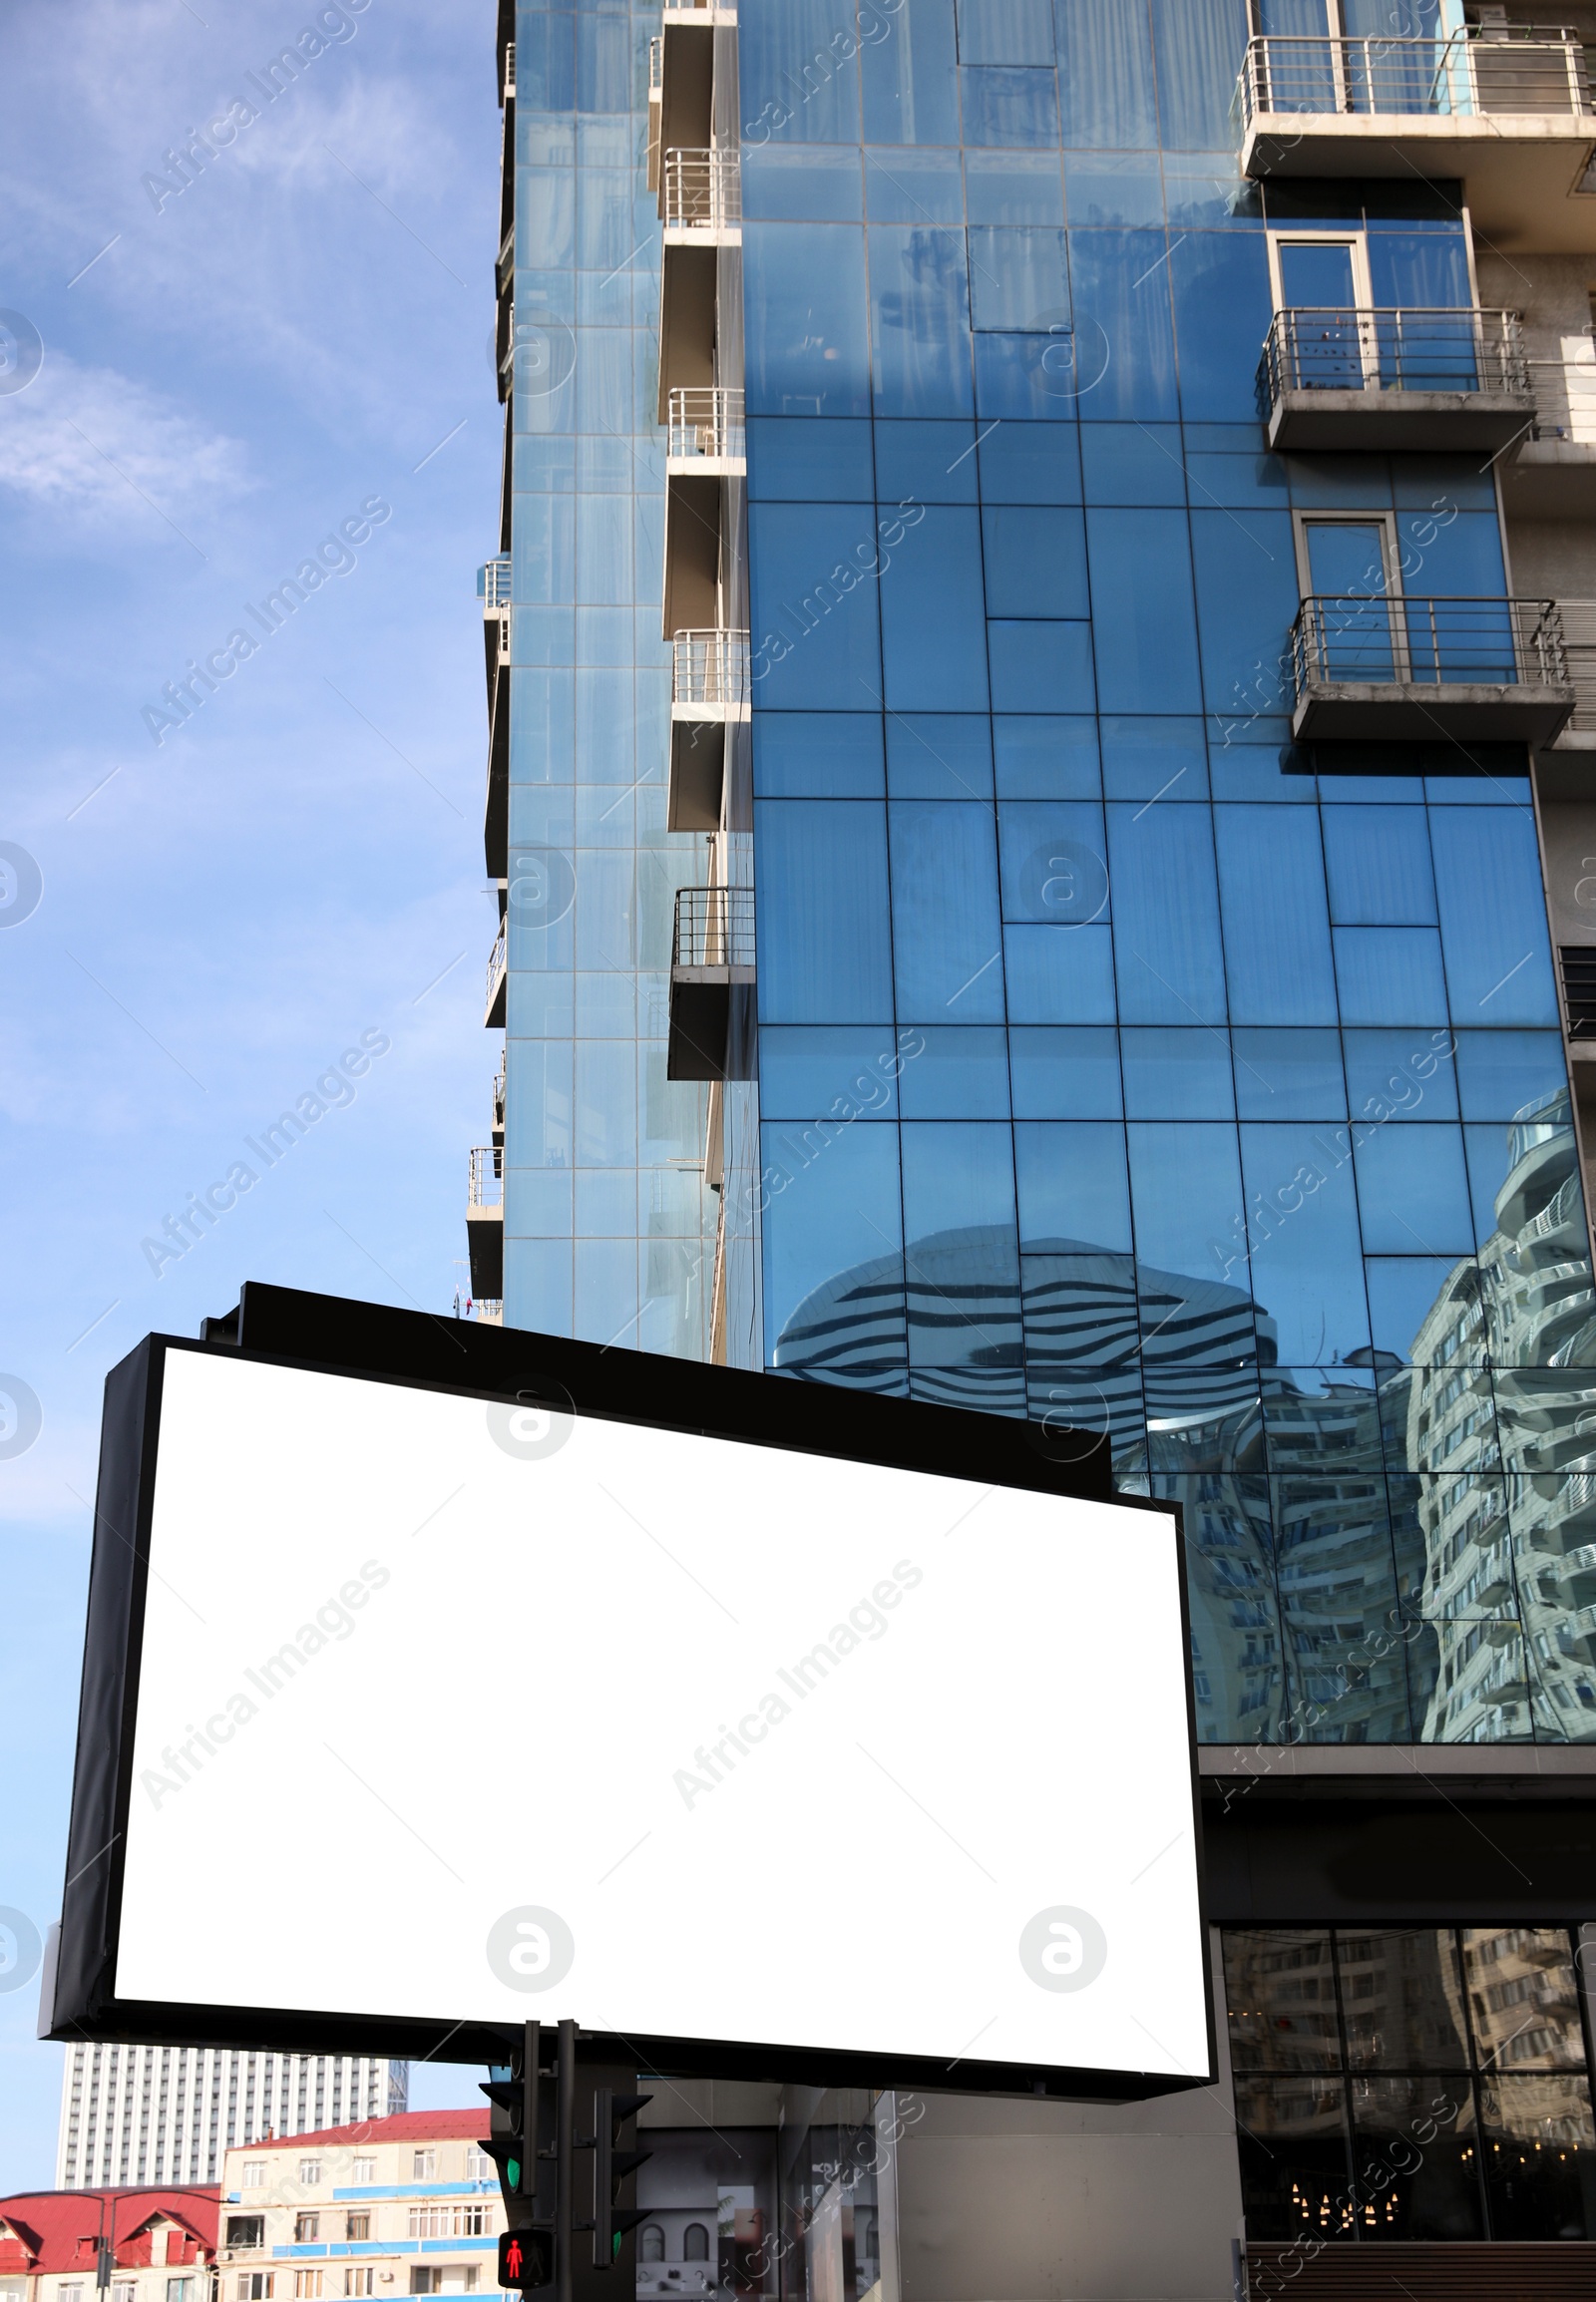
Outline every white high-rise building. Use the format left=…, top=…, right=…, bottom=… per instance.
left=54, top=2046, right=408, bottom=2187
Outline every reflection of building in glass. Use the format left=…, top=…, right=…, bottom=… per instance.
left=636, top=2093, right=880, bottom=2302
left=1224, top=1927, right=1596, bottom=2243
left=779, top=1231, right=1411, bottom=1742
left=1406, top=1091, right=1596, bottom=1741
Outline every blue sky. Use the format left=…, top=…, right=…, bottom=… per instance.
left=0, top=0, right=503, bottom=2181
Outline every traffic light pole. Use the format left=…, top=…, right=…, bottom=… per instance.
left=490, top=2022, right=648, bottom=2302
left=556, top=2021, right=577, bottom=2302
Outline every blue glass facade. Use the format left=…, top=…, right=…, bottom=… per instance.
left=499, top=0, right=1596, bottom=1748
left=727, top=0, right=1596, bottom=1750
left=502, top=3, right=718, bottom=1358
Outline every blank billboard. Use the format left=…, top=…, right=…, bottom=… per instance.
left=51, top=1293, right=1209, bottom=2099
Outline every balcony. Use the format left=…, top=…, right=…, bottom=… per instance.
left=646, top=38, right=662, bottom=190
left=653, top=0, right=733, bottom=201
left=656, top=153, right=735, bottom=422
left=1260, top=307, right=1531, bottom=452
left=668, top=886, right=755, bottom=1081
left=1504, top=345, right=1596, bottom=515
left=663, top=389, right=744, bottom=656
left=663, top=149, right=740, bottom=235
left=667, top=386, right=745, bottom=471
left=1289, top=594, right=1574, bottom=744
left=467, top=1147, right=503, bottom=1301
left=669, top=627, right=749, bottom=832
left=478, top=555, right=511, bottom=703
left=485, top=917, right=506, bottom=1029
left=674, top=626, right=749, bottom=713
left=503, top=39, right=515, bottom=103
left=1236, top=28, right=1596, bottom=250
left=1552, top=598, right=1596, bottom=743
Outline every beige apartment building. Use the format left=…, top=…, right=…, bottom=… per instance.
left=216, top=2115, right=503, bottom=2302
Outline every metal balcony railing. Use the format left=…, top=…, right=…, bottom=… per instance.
left=1262, top=307, right=1526, bottom=401
left=1236, top=26, right=1592, bottom=133
left=1559, top=598, right=1596, bottom=729
left=504, top=40, right=515, bottom=100
left=649, top=36, right=663, bottom=92
left=667, top=386, right=745, bottom=461
left=672, top=627, right=750, bottom=708
left=672, top=886, right=755, bottom=970
left=1292, top=595, right=1566, bottom=695
left=493, top=1050, right=507, bottom=1132
left=486, top=918, right=507, bottom=1010
left=662, top=148, right=741, bottom=229
left=479, top=556, right=512, bottom=610
left=1530, top=345, right=1596, bottom=442
left=468, top=1146, right=504, bottom=1210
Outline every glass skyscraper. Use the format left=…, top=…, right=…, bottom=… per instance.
left=473, top=0, right=1596, bottom=2278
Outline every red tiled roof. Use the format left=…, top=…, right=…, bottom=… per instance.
left=0, top=2192, right=218, bottom=2275
left=234, top=2110, right=488, bottom=2152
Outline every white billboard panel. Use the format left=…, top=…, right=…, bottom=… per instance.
left=56, top=1310, right=1209, bottom=2096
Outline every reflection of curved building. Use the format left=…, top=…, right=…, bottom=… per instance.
left=774, top=1087, right=1596, bottom=1748
left=775, top=1228, right=1411, bottom=1744
left=1408, top=1092, right=1596, bottom=1743
left=773, top=1225, right=1269, bottom=1427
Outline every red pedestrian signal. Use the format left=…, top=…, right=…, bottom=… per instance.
left=498, top=2230, right=550, bottom=2293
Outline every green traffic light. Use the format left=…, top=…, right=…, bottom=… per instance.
left=507, top=2158, right=521, bottom=2190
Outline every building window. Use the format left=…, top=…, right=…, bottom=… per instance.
left=412, top=2151, right=437, bottom=2181
left=407, top=2208, right=486, bottom=2240
left=294, top=2276, right=323, bottom=2300
left=168, top=2278, right=195, bottom=2302
left=409, top=2275, right=439, bottom=2296
left=350, top=2159, right=376, bottom=2186
left=464, top=2148, right=490, bottom=2182
left=114, top=2281, right=138, bottom=2302
left=638, top=2230, right=665, bottom=2265
left=60, top=2286, right=85, bottom=2302
left=294, top=2218, right=319, bottom=2245
left=243, top=2165, right=266, bottom=2190
left=682, top=2228, right=710, bottom=2263
left=1225, top=1926, right=1595, bottom=2244
left=236, top=2283, right=273, bottom=2302
left=344, top=2217, right=370, bottom=2245
left=299, top=2160, right=322, bottom=2186
left=226, top=2221, right=264, bottom=2252
left=344, top=2275, right=373, bottom=2297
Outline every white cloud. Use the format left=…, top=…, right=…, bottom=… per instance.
left=0, top=354, right=251, bottom=534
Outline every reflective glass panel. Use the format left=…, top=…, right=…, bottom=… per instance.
left=1335, top=1932, right=1470, bottom=2072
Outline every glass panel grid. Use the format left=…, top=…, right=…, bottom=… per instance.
left=1224, top=1926, right=1596, bottom=2242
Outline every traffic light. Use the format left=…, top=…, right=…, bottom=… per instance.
left=482, top=2022, right=558, bottom=2295
left=592, top=2089, right=652, bottom=2271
